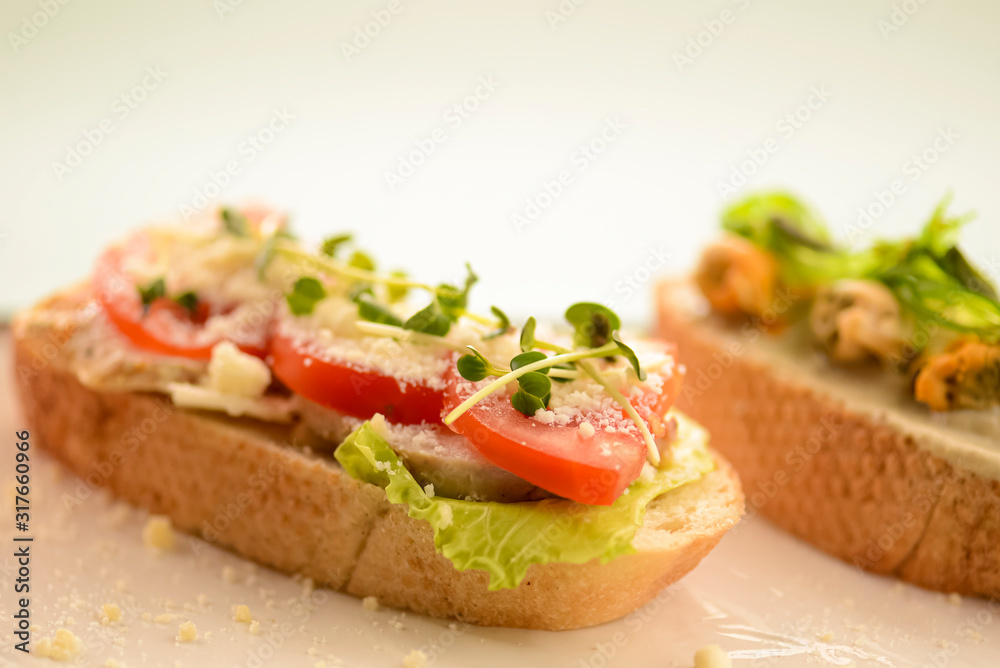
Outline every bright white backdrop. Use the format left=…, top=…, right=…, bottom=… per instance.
left=2, top=0, right=999, bottom=324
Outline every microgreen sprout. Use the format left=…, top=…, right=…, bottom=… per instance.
left=565, top=302, right=621, bottom=348
left=445, top=303, right=662, bottom=466
left=483, top=306, right=511, bottom=340
left=221, top=208, right=251, bottom=238
left=321, top=234, right=353, bottom=257
left=137, top=277, right=166, bottom=312
left=173, top=291, right=199, bottom=316
left=286, top=277, right=326, bottom=316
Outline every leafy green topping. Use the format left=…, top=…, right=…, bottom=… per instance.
left=519, top=316, right=538, bottom=352
left=220, top=208, right=251, bottom=238
left=173, top=291, right=199, bottom=315
left=357, top=298, right=403, bottom=327
left=456, top=352, right=490, bottom=381
left=613, top=332, right=646, bottom=381
left=403, top=300, right=451, bottom=336
left=348, top=250, right=375, bottom=272
left=334, top=418, right=713, bottom=589
left=137, top=278, right=165, bottom=311
left=723, top=192, right=1000, bottom=341
left=321, top=233, right=353, bottom=257
left=286, top=277, right=326, bottom=316
left=565, top=302, right=621, bottom=348
left=511, top=371, right=551, bottom=416
left=387, top=270, right=409, bottom=303
left=437, top=264, right=478, bottom=318
left=483, top=305, right=511, bottom=340
left=721, top=192, right=852, bottom=287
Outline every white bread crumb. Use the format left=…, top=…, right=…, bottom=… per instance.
left=233, top=604, right=252, bottom=624
left=142, top=516, right=175, bottom=551
left=403, top=649, right=428, bottom=668
left=176, top=621, right=197, bottom=642
left=34, top=628, right=82, bottom=661
left=100, top=603, right=122, bottom=625
left=362, top=596, right=379, bottom=611
left=694, top=644, right=731, bottom=668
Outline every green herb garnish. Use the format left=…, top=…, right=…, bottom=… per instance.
left=286, top=277, right=326, bottom=316
left=221, top=208, right=251, bottom=238
left=321, top=233, right=353, bottom=258
left=173, top=291, right=199, bottom=315
left=138, top=278, right=166, bottom=311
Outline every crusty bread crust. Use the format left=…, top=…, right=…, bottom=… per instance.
left=656, top=280, right=1000, bottom=598
left=12, top=295, right=743, bottom=630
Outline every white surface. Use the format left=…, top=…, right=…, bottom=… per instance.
left=1, top=450, right=997, bottom=668
left=2, top=0, right=1000, bottom=322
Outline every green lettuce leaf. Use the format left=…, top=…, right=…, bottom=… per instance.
left=334, top=415, right=714, bottom=590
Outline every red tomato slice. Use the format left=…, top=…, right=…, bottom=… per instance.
left=93, top=235, right=270, bottom=360
left=443, top=349, right=684, bottom=506
left=270, top=333, right=446, bottom=425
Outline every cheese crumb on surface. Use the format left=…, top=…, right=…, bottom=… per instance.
left=423, top=483, right=435, bottom=498
left=222, top=566, right=237, bottom=583
left=694, top=645, right=731, bottom=668
left=402, top=649, right=428, bottom=668
left=818, top=631, right=834, bottom=642
left=249, top=620, right=260, bottom=635
left=207, top=341, right=271, bottom=397
left=947, top=592, right=962, bottom=606
left=142, top=515, right=175, bottom=551
left=155, top=613, right=177, bottom=624
left=578, top=422, right=595, bottom=439
left=34, top=628, right=82, bottom=661
left=233, top=605, right=252, bottom=624
left=105, top=659, right=126, bottom=668
left=100, top=603, right=123, bottom=625
left=362, top=596, right=379, bottom=612
left=176, top=621, right=197, bottom=642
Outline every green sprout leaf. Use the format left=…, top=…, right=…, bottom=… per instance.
left=519, top=316, right=538, bottom=352
left=221, top=208, right=251, bottom=238
left=387, top=270, right=409, bottom=303
left=138, top=277, right=166, bottom=311
left=483, top=305, right=511, bottom=341
left=457, top=354, right=489, bottom=382
left=349, top=250, right=376, bottom=272
left=286, top=277, right=326, bottom=316
left=437, top=264, right=479, bottom=319
left=510, top=351, right=549, bottom=375
left=255, top=235, right=278, bottom=280
left=321, top=233, right=353, bottom=257
left=565, top=302, right=621, bottom=348
left=357, top=298, right=403, bottom=327
left=173, top=291, right=199, bottom=316
left=510, top=388, right=547, bottom=417
left=404, top=300, right=451, bottom=337
left=517, top=371, right=551, bottom=399
left=613, top=331, right=646, bottom=381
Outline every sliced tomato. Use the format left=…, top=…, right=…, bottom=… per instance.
left=93, top=235, right=270, bottom=360
left=270, top=333, right=446, bottom=425
left=443, top=347, right=684, bottom=506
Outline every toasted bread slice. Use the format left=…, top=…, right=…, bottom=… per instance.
left=12, top=289, right=743, bottom=630
left=656, top=280, right=1000, bottom=598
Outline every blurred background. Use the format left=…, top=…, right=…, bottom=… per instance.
left=2, top=0, right=998, bottom=323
